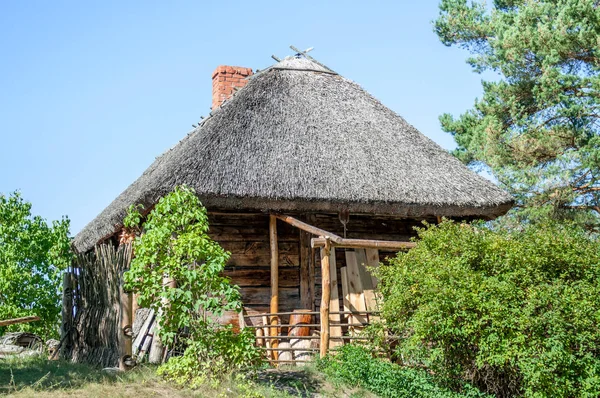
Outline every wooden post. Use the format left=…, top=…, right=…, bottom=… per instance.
left=131, top=293, right=140, bottom=326
left=319, top=239, right=331, bottom=358
left=119, top=273, right=133, bottom=371
left=327, top=248, right=343, bottom=346
left=299, top=229, right=311, bottom=309
left=60, top=272, right=73, bottom=359
left=269, top=215, right=279, bottom=358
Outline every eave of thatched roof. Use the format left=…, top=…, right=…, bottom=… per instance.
left=73, top=56, right=513, bottom=253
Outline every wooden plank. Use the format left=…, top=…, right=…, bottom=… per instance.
left=365, top=249, right=380, bottom=288
left=355, top=250, right=377, bottom=314
left=319, top=242, right=331, bottom=358
left=340, top=267, right=351, bottom=320
left=299, top=229, right=311, bottom=309
left=328, top=248, right=343, bottom=347
left=344, top=251, right=367, bottom=329
left=207, top=226, right=297, bottom=243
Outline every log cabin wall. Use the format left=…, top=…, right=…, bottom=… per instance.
left=207, top=212, right=301, bottom=328
left=207, top=211, right=436, bottom=328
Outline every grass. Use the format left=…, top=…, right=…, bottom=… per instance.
left=0, top=355, right=373, bottom=398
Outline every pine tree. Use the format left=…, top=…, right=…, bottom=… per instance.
left=436, top=0, right=600, bottom=229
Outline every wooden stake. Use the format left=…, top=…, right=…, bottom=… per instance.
left=262, top=315, right=271, bottom=356
left=319, top=239, right=331, bottom=358
left=269, top=215, right=279, bottom=359
left=60, top=272, right=73, bottom=358
left=119, top=274, right=133, bottom=371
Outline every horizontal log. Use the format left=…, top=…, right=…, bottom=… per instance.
left=218, top=241, right=300, bottom=267
left=228, top=253, right=299, bottom=267
left=260, top=335, right=319, bottom=340
left=221, top=241, right=298, bottom=255
left=240, top=287, right=299, bottom=305
left=0, top=316, right=40, bottom=327
left=223, top=267, right=299, bottom=287
left=244, top=311, right=320, bottom=318
left=311, top=237, right=416, bottom=250
left=208, top=226, right=298, bottom=243
left=260, top=347, right=319, bottom=352
left=245, top=322, right=368, bottom=329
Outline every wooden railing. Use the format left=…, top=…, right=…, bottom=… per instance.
left=242, top=310, right=379, bottom=364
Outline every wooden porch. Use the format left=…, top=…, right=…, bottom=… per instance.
left=241, top=213, right=415, bottom=363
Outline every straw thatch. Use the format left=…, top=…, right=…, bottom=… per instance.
left=73, top=57, right=513, bottom=253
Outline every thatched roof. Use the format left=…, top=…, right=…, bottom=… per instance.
left=73, top=56, right=513, bottom=252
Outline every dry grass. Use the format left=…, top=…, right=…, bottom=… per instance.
left=0, top=356, right=372, bottom=398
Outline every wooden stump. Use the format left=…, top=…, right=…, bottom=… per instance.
left=290, top=309, right=313, bottom=365
left=289, top=310, right=313, bottom=337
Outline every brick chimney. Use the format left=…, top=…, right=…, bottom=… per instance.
left=212, top=65, right=253, bottom=109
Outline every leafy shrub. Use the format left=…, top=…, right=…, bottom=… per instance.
left=124, top=186, right=262, bottom=383
left=157, top=326, right=262, bottom=387
left=317, top=344, right=489, bottom=398
left=378, top=221, right=600, bottom=397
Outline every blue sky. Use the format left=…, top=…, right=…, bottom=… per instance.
left=0, top=1, right=489, bottom=236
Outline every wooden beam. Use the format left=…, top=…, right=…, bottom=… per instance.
left=319, top=239, right=331, bottom=358
left=272, top=213, right=343, bottom=244
left=0, top=316, right=40, bottom=327
left=311, top=237, right=416, bottom=250
left=269, top=215, right=279, bottom=359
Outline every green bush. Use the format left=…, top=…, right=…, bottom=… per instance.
left=157, top=326, right=263, bottom=387
left=123, top=186, right=262, bottom=384
left=317, top=344, right=489, bottom=398
left=378, top=221, right=600, bottom=397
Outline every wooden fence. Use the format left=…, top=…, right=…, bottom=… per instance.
left=62, top=243, right=132, bottom=367
left=243, top=309, right=379, bottom=364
